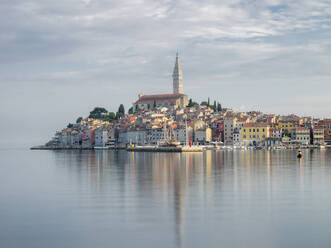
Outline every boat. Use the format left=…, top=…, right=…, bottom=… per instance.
left=297, top=151, right=303, bottom=159
left=158, top=140, right=181, bottom=148
left=319, top=145, right=326, bottom=149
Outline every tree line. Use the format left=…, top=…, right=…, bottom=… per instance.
left=187, top=97, right=222, bottom=112
left=72, top=105, right=125, bottom=126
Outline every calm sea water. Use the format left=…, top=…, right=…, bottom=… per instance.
left=1, top=149, right=331, bottom=248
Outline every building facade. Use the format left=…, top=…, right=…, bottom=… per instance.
left=194, top=127, right=212, bottom=144
left=134, top=93, right=188, bottom=110
left=241, top=123, right=270, bottom=145
left=95, top=129, right=109, bottom=147
left=172, top=125, right=193, bottom=145
left=312, top=128, right=324, bottom=145
left=290, top=127, right=310, bottom=145
left=224, top=118, right=237, bottom=145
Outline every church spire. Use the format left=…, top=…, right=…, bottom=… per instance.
left=173, top=52, right=183, bottom=94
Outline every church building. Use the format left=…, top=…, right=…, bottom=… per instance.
left=133, top=53, right=188, bottom=110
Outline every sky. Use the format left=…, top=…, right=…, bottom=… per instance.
left=0, top=0, right=331, bottom=147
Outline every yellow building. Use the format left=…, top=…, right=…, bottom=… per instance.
left=241, top=123, right=270, bottom=145
left=276, top=120, right=298, bottom=133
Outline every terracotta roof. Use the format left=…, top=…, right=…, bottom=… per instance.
left=134, top=93, right=186, bottom=104
left=237, top=117, right=248, bottom=122
left=135, top=99, right=177, bottom=104
left=139, top=93, right=185, bottom=100
left=243, top=123, right=270, bottom=128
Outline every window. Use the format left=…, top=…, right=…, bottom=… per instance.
left=257, top=129, right=259, bottom=132
left=263, top=129, right=265, bottom=132
left=253, top=129, right=255, bottom=132
left=243, top=135, right=246, bottom=139
left=249, top=129, right=251, bottom=132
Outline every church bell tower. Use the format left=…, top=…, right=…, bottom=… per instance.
left=172, top=52, right=183, bottom=94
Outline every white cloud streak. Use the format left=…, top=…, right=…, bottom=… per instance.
left=0, top=0, right=331, bottom=143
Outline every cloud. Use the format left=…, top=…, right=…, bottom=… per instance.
left=0, top=0, right=331, bottom=144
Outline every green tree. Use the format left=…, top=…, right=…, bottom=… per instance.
left=128, top=107, right=134, bottom=114
left=201, top=101, right=208, bottom=106
left=217, top=102, right=222, bottom=112
left=103, top=112, right=116, bottom=122
left=115, top=104, right=125, bottom=120
left=89, top=107, right=108, bottom=119
left=118, top=104, right=125, bottom=115
left=76, top=117, right=83, bottom=124
left=108, top=112, right=116, bottom=120
left=153, top=99, right=157, bottom=109
left=67, top=123, right=73, bottom=128
left=135, top=105, right=140, bottom=113
left=103, top=115, right=111, bottom=122
left=207, top=97, right=210, bottom=107
left=188, top=99, right=199, bottom=107
left=213, top=101, right=216, bottom=111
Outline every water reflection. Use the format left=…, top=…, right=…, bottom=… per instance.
left=49, top=149, right=331, bottom=248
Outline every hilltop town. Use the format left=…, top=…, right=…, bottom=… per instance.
left=41, top=53, right=330, bottom=150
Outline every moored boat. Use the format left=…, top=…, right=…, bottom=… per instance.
left=297, top=151, right=303, bottom=159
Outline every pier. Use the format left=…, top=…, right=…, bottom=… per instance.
left=127, top=146, right=203, bottom=152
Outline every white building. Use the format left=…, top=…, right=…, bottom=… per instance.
left=233, top=128, right=241, bottom=145
left=270, top=128, right=282, bottom=139
left=291, top=127, right=310, bottom=145
left=149, top=128, right=165, bottom=144
left=118, top=130, right=148, bottom=145
left=194, top=127, right=212, bottom=144
left=70, top=131, right=80, bottom=147
left=95, top=129, right=109, bottom=147
left=233, top=118, right=247, bottom=145
left=172, top=125, right=193, bottom=145
left=224, top=118, right=237, bottom=145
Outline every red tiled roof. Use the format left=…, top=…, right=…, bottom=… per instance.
left=134, top=93, right=185, bottom=104
left=140, top=93, right=184, bottom=99
left=243, top=123, right=270, bottom=128
left=135, top=98, right=178, bottom=104
left=237, top=117, right=248, bottom=122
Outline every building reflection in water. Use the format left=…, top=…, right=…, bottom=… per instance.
left=51, top=149, right=330, bottom=248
